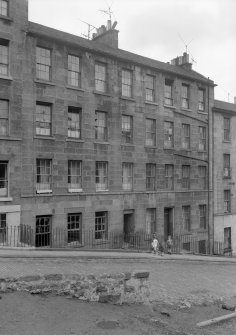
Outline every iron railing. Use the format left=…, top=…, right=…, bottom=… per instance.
left=0, top=225, right=227, bottom=256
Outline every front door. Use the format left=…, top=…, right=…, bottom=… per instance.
left=164, top=208, right=173, bottom=241
left=35, top=215, right=51, bottom=247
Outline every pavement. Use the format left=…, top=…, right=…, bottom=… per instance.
left=0, top=247, right=235, bottom=262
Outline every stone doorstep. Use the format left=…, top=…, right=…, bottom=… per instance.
left=0, top=271, right=150, bottom=305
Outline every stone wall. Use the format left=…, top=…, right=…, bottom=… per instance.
left=0, top=271, right=150, bottom=305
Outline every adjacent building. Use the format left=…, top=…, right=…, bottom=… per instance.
left=213, top=100, right=236, bottom=255
left=0, top=0, right=215, bottom=250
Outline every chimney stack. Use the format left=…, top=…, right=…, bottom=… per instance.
left=92, top=20, right=119, bottom=49
left=171, top=52, right=192, bottom=70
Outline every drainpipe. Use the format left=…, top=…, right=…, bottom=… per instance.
left=207, top=78, right=212, bottom=254
left=212, top=105, right=215, bottom=254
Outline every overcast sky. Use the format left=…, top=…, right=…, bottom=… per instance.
left=29, top=0, right=236, bottom=103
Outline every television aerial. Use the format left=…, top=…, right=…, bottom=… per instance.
left=178, top=33, right=197, bottom=64
left=99, top=0, right=116, bottom=24
left=79, top=19, right=97, bottom=40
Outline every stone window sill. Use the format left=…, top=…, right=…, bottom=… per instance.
left=68, top=189, right=83, bottom=193
left=66, top=138, right=84, bottom=143
left=121, top=143, right=135, bottom=147
left=35, top=80, right=56, bottom=86
left=34, top=136, right=55, bottom=140
left=0, top=75, right=13, bottom=81
left=66, top=85, right=85, bottom=92
left=0, top=15, right=12, bottom=22
left=96, top=189, right=109, bottom=192
left=164, top=146, right=174, bottom=150
left=181, top=108, right=193, bottom=113
left=145, top=145, right=157, bottom=149
left=145, top=101, right=158, bottom=106
left=93, top=90, right=112, bottom=97
left=164, top=104, right=176, bottom=109
left=36, top=190, right=52, bottom=194
left=94, top=141, right=110, bottom=145
left=120, top=96, right=136, bottom=102
left=0, top=197, right=13, bottom=202
left=0, top=136, right=21, bottom=141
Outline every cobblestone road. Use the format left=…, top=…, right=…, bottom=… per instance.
left=1, top=253, right=236, bottom=305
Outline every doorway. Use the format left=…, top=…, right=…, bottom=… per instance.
left=164, top=208, right=173, bottom=241
left=123, top=210, right=134, bottom=242
left=224, top=227, right=231, bottom=249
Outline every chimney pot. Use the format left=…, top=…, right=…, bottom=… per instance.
left=107, top=20, right=111, bottom=30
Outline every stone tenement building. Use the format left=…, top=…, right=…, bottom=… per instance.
left=0, top=0, right=215, bottom=250
left=213, top=100, right=236, bottom=254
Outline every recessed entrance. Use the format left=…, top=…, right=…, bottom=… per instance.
left=123, top=210, right=134, bottom=242
left=224, top=227, right=231, bottom=249
left=164, top=208, right=173, bottom=240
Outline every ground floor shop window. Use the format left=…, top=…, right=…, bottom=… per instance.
left=67, top=213, right=81, bottom=244
left=95, top=211, right=108, bottom=239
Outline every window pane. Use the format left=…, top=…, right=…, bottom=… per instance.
left=122, top=70, right=132, bottom=97
left=0, top=42, right=8, bottom=75
left=146, top=164, right=156, bottom=190
left=36, top=104, right=51, bottom=136
left=0, top=0, right=8, bottom=16
left=95, top=211, right=108, bottom=239
left=36, top=159, right=52, bottom=191
left=0, top=161, right=8, bottom=197
left=67, top=213, right=81, bottom=243
left=95, top=111, right=107, bottom=141
left=164, top=79, right=173, bottom=105
left=68, top=55, right=80, bottom=87
left=145, top=119, right=156, bottom=146
left=224, top=190, right=231, bottom=213
left=199, top=126, right=206, bottom=151
left=198, top=166, right=207, bottom=189
left=181, top=85, right=189, bottom=109
left=183, top=206, right=191, bottom=231
left=182, top=124, right=190, bottom=149
left=146, top=208, right=156, bottom=234
left=199, top=205, right=206, bottom=229
left=122, top=115, right=132, bottom=143
left=122, top=163, right=133, bottom=190
left=198, top=89, right=205, bottom=111
left=224, top=117, right=230, bottom=141
left=68, top=160, right=82, bottom=189
left=36, top=47, right=51, bottom=80
left=165, top=164, right=174, bottom=189
left=145, top=75, right=155, bottom=101
left=182, top=165, right=190, bottom=189
left=68, top=107, right=81, bottom=138
left=0, top=99, right=8, bottom=136
left=164, top=121, right=174, bottom=148
left=95, top=63, right=106, bottom=92
left=96, top=161, right=108, bottom=191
